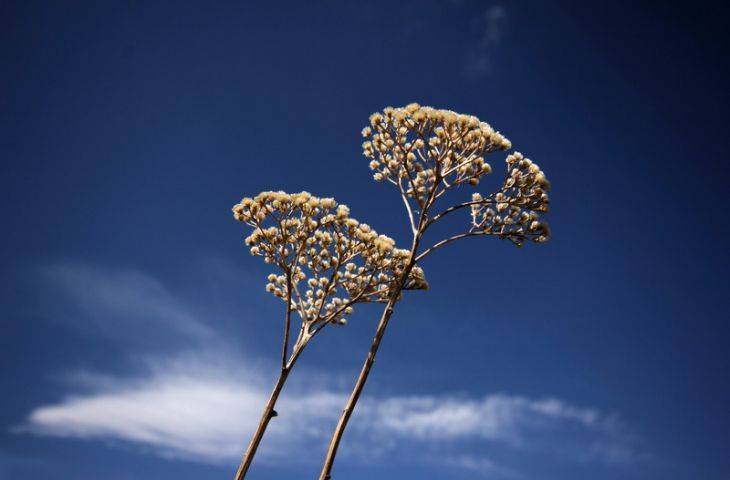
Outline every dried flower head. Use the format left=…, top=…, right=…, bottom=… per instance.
left=362, top=103, right=511, bottom=206
left=233, top=191, right=427, bottom=329
left=362, top=104, right=550, bottom=246
left=470, top=152, right=550, bottom=245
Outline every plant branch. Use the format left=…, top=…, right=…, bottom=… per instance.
left=281, top=271, right=292, bottom=369
left=398, top=177, right=417, bottom=235
left=427, top=198, right=495, bottom=227
left=317, top=180, right=436, bottom=480
left=415, top=231, right=479, bottom=262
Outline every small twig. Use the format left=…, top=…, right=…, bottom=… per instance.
left=280, top=271, right=292, bottom=369
left=398, top=178, right=417, bottom=235
left=427, top=198, right=496, bottom=227
left=415, top=231, right=480, bottom=262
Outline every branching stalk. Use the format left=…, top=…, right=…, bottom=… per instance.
left=234, top=105, right=550, bottom=479
left=231, top=191, right=425, bottom=478
left=415, top=231, right=478, bottom=262
left=317, top=103, right=550, bottom=478
left=317, top=240, right=421, bottom=480
left=317, top=182, right=438, bottom=480
left=281, top=272, right=292, bottom=369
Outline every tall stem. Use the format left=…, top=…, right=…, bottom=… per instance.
left=317, top=238, right=421, bottom=480
left=318, top=171, right=440, bottom=480
left=233, top=343, right=305, bottom=480
left=281, top=273, right=292, bottom=369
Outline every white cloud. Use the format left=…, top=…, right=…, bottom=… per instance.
left=38, top=263, right=215, bottom=342
left=439, top=455, right=521, bottom=478
left=20, top=354, right=342, bottom=465
left=367, top=394, right=604, bottom=444
left=20, top=262, right=638, bottom=474
left=19, top=355, right=637, bottom=472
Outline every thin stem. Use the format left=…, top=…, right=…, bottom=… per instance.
left=281, top=272, right=292, bottom=369
left=290, top=282, right=309, bottom=322
left=398, top=177, right=417, bottom=235
left=313, top=250, right=344, bottom=321
left=318, top=184, right=436, bottom=480
left=317, top=291, right=402, bottom=480
left=233, top=368, right=289, bottom=480
left=309, top=270, right=376, bottom=338
left=233, top=337, right=308, bottom=480
left=415, top=231, right=479, bottom=262
left=235, top=264, right=379, bottom=478
left=427, top=198, right=495, bottom=227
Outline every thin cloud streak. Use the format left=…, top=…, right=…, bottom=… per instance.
left=465, top=4, right=507, bottom=78
left=439, top=455, right=521, bottom=479
left=38, top=263, right=216, bottom=342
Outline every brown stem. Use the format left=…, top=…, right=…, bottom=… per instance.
left=233, top=343, right=305, bottom=480
left=317, top=293, right=400, bottom=480
left=281, top=273, right=292, bottom=369
left=318, top=178, right=438, bottom=480
left=415, top=231, right=479, bottom=262
left=317, top=236, right=423, bottom=480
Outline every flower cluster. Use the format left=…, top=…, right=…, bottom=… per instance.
left=361, top=104, right=550, bottom=246
left=362, top=103, right=512, bottom=205
left=470, top=152, right=550, bottom=245
left=232, top=191, right=427, bottom=327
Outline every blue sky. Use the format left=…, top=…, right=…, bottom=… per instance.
left=2, top=1, right=729, bottom=479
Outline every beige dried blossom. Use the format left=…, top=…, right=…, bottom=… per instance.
left=362, top=103, right=511, bottom=206
left=469, top=152, right=550, bottom=245
left=232, top=191, right=427, bottom=330
left=361, top=103, right=550, bottom=246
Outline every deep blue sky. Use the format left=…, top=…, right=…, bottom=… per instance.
left=2, top=1, right=729, bottom=479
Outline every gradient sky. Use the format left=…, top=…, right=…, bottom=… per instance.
left=2, top=1, right=729, bottom=479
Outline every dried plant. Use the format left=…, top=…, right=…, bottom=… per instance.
left=230, top=191, right=427, bottom=479
left=318, top=104, right=551, bottom=479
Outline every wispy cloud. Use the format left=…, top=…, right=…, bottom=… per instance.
left=20, top=355, right=340, bottom=465
left=366, top=394, right=611, bottom=444
left=18, top=261, right=640, bottom=475
left=465, top=5, right=507, bottom=78
left=19, top=354, right=638, bottom=473
left=37, top=263, right=216, bottom=343
left=439, top=455, right=521, bottom=478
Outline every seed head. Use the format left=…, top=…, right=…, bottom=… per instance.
left=232, top=191, right=428, bottom=326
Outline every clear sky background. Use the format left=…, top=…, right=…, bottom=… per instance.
left=2, top=1, right=729, bottom=479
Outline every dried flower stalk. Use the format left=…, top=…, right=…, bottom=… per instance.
left=318, top=104, right=550, bottom=479
left=230, top=191, right=426, bottom=479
